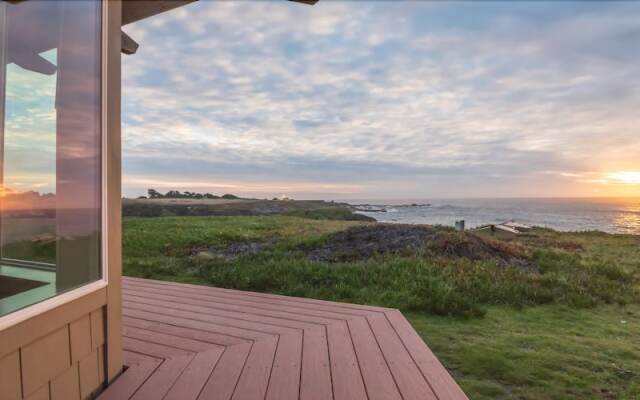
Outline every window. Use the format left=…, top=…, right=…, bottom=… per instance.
left=0, top=0, right=102, bottom=317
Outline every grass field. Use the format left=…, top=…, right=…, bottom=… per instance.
left=120, top=215, right=640, bottom=399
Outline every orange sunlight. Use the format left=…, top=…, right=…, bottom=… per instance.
left=607, top=171, right=640, bottom=185
left=0, top=184, right=17, bottom=197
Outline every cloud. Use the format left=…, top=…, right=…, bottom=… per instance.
left=121, top=1, right=640, bottom=198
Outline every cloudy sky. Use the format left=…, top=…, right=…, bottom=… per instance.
left=121, top=1, right=640, bottom=200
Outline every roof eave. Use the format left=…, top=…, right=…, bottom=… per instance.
left=122, top=0, right=197, bottom=26
left=122, top=0, right=318, bottom=26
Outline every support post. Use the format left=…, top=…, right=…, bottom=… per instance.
left=104, top=0, right=123, bottom=382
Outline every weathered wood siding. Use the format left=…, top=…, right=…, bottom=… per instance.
left=0, top=302, right=106, bottom=400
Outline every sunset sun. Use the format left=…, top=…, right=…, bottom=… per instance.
left=607, top=171, right=640, bottom=185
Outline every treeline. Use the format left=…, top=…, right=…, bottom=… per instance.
left=143, top=189, right=240, bottom=200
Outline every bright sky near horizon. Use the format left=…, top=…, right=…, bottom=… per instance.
left=121, top=1, right=640, bottom=200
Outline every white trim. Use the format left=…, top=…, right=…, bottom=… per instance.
left=0, top=280, right=107, bottom=331
left=101, top=0, right=109, bottom=284
left=0, top=0, right=108, bottom=331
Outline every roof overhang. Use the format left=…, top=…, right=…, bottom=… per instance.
left=122, top=0, right=197, bottom=26
left=121, top=0, right=317, bottom=55
left=3, top=0, right=317, bottom=63
left=122, top=0, right=318, bottom=26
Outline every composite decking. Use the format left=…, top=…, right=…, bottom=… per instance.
left=98, top=277, right=468, bottom=400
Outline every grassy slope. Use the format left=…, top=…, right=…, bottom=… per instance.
left=122, top=215, right=640, bottom=399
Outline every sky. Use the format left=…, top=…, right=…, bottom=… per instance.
left=119, top=1, right=640, bottom=200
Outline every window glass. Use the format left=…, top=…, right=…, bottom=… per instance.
left=0, top=0, right=102, bottom=317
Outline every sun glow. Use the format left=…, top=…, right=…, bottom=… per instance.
left=0, top=185, right=13, bottom=197
left=607, top=171, right=640, bottom=185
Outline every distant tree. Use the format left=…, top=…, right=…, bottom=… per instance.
left=137, top=196, right=148, bottom=199
left=186, top=191, right=201, bottom=199
left=165, top=190, right=184, bottom=198
left=148, top=189, right=228, bottom=200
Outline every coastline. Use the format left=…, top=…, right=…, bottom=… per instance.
left=346, top=197, right=640, bottom=235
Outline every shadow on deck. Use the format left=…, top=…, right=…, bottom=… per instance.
left=98, top=277, right=468, bottom=400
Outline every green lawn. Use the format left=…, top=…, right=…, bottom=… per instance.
left=121, top=215, right=640, bottom=399
left=411, top=305, right=639, bottom=399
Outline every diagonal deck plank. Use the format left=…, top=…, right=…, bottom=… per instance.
left=131, top=355, right=195, bottom=400
left=198, top=342, right=253, bottom=400
left=124, top=280, right=369, bottom=321
left=98, top=277, right=468, bottom=400
left=122, top=307, right=272, bottom=341
left=124, top=292, right=319, bottom=333
left=125, top=300, right=303, bottom=336
left=123, top=326, right=222, bottom=353
left=347, top=316, right=403, bottom=400
left=122, top=316, right=249, bottom=346
left=125, top=278, right=386, bottom=318
left=384, top=309, right=469, bottom=400
left=265, top=332, right=303, bottom=400
left=231, top=335, right=279, bottom=400
left=125, top=276, right=395, bottom=313
left=163, top=348, right=225, bottom=400
left=367, top=313, right=438, bottom=400
left=123, top=289, right=334, bottom=329
left=99, top=352, right=162, bottom=400
left=122, top=336, right=194, bottom=359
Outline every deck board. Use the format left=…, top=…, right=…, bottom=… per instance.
left=300, top=327, right=333, bottom=400
left=163, top=348, right=225, bottom=400
left=265, top=332, right=303, bottom=400
left=231, top=335, right=279, bottom=400
left=98, top=277, right=468, bottom=400
left=326, top=321, right=368, bottom=400
left=367, top=313, right=438, bottom=400
left=198, top=342, right=252, bottom=400
left=347, top=317, right=403, bottom=400
left=123, top=290, right=333, bottom=329
left=130, top=354, right=194, bottom=400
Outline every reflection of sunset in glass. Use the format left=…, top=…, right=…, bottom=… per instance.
left=0, top=185, right=14, bottom=197
left=607, top=172, right=640, bottom=185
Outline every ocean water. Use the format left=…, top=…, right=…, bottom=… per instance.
left=346, top=197, right=640, bottom=235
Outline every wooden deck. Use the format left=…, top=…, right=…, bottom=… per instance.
left=98, top=277, right=468, bottom=400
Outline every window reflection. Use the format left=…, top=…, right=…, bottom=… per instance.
left=0, top=0, right=102, bottom=317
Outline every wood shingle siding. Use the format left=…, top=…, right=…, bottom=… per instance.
left=70, top=315, right=92, bottom=363
left=21, top=326, right=71, bottom=396
left=79, top=349, right=102, bottom=399
left=0, top=350, right=21, bottom=399
left=0, top=302, right=106, bottom=400
left=50, top=365, right=81, bottom=400
left=23, top=384, right=48, bottom=400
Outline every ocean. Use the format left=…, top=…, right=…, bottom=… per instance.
left=345, top=197, right=640, bottom=235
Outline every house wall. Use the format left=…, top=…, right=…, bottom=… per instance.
left=0, top=0, right=123, bottom=397
left=0, top=289, right=107, bottom=399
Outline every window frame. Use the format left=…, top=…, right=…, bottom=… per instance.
left=0, top=0, right=109, bottom=331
